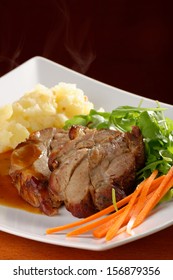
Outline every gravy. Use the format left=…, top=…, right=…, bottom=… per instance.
left=0, top=151, right=41, bottom=214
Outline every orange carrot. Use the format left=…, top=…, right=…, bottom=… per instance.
left=46, top=173, right=166, bottom=236
left=66, top=206, right=127, bottom=237
left=126, top=170, right=158, bottom=234
left=105, top=179, right=146, bottom=241
left=46, top=204, right=115, bottom=234
left=105, top=170, right=161, bottom=241
left=46, top=189, right=134, bottom=234
left=133, top=167, right=173, bottom=228
left=67, top=183, right=159, bottom=237
left=102, top=189, right=159, bottom=238
left=93, top=210, right=131, bottom=238
left=93, top=179, right=160, bottom=239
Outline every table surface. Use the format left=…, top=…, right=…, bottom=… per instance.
left=0, top=0, right=173, bottom=260
left=0, top=226, right=173, bottom=260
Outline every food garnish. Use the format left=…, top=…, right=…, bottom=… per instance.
left=65, top=102, right=173, bottom=194
left=46, top=102, right=173, bottom=241
left=46, top=167, right=173, bottom=241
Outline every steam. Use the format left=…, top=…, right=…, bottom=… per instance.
left=0, top=7, right=24, bottom=77
left=64, top=18, right=96, bottom=74
left=43, top=0, right=96, bottom=74
left=0, top=43, right=22, bottom=76
left=0, top=1, right=96, bottom=76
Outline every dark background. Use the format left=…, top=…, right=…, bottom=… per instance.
left=0, top=0, right=172, bottom=104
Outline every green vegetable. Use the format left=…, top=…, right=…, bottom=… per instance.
left=64, top=102, right=173, bottom=202
left=159, top=188, right=173, bottom=203
left=112, top=188, right=118, bottom=212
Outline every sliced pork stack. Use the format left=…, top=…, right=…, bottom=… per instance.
left=48, top=125, right=145, bottom=217
left=9, top=125, right=145, bottom=218
left=9, top=127, right=70, bottom=215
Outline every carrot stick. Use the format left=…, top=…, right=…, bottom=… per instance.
left=133, top=167, right=173, bottom=228
left=46, top=204, right=115, bottom=234
left=94, top=173, right=159, bottom=238
left=147, top=174, right=165, bottom=188
left=93, top=210, right=131, bottom=238
left=66, top=207, right=125, bottom=237
left=126, top=170, right=158, bottom=234
left=46, top=189, right=133, bottom=234
left=101, top=189, right=158, bottom=238
left=70, top=184, right=158, bottom=239
left=105, top=179, right=146, bottom=241
left=105, top=170, right=161, bottom=241
left=46, top=174, right=165, bottom=235
left=94, top=187, right=158, bottom=238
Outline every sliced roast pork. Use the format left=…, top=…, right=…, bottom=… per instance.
left=48, top=125, right=145, bottom=218
left=9, top=127, right=70, bottom=215
left=9, top=125, right=145, bottom=218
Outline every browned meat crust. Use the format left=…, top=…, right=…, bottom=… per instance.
left=48, top=126, right=145, bottom=217
left=9, top=125, right=145, bottom=218
left=9, top=127, right=69, bottom=215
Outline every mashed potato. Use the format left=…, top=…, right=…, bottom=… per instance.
left=0, top=83, right=94, bottom=153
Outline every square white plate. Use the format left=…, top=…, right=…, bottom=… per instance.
left=0, top=56, right=173, bottom=251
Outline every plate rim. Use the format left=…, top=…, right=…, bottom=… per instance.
left=0, top=56, right=173, bottom=251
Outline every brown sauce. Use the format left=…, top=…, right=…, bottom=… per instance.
left=0, top=151, right=41, bottom=214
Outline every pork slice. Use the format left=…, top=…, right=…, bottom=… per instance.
left=10, top=124, right=145, bottom=218
left=49, top=126, right=145, bottom=218
left=125, top=126, right=146, bottom=170
left=9, top=127, right=69, bottom=215
left=88, top=146, right=136, bottom=210
left=48, top=127, right=98, bottom=217
left=64, top=157, right=96, bottom=218
left=49, top=148, right=88, bottom=202
left=88, top=128, right=138, bottom=210
left=49, top=126, right=96, bottom=165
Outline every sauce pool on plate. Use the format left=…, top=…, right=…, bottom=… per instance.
left=0, top=151, right=41, bottom=214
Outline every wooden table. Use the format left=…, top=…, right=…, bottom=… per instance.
left=1, top=226, right=173, bottom=260
left=0, top=0, right=173, bottom=260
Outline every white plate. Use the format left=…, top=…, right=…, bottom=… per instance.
left=0, top=56, right=173, bottom=251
